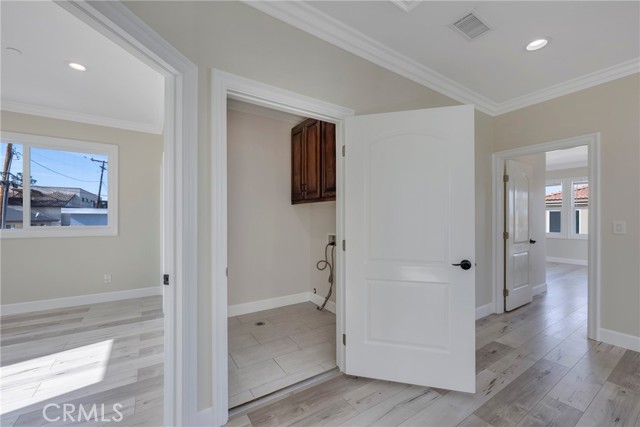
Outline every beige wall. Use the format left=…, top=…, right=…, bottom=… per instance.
left=545, top=167, right=589, bottom=262
left=310, top=201, right=337, bottom=303
left=124, top=1, right=629, bottom=411
left=494, top=74, right=640, bottom=338
left=0, top=111, right=163, bottom=304
left=125, top=0, right=500, bottom=409
left=227, top=108, right=337, bottom=306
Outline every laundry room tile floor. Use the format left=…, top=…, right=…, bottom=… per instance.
left=228, top=302, right=336, bottom=408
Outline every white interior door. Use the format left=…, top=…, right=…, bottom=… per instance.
left=505, top=159, right=533, bottom=311
left=345, top=105, right=475, bottom=393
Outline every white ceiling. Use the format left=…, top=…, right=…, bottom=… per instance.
left=1, top=2, right=637, bottom=127
left=247, top=1, right=640, bottom=115
left=546, top=146, right=589, bottom=171
left=1, top=1, right=164, bottom=134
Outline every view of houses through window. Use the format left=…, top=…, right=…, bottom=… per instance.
left=1, top=140, right=110, bottom=231
left=545, top=178, right=588, bottom=238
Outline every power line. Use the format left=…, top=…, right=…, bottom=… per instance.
left=30, top=159, right=100, bottom=183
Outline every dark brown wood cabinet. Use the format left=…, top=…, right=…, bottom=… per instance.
left=291, top=118, right=336, bottom=204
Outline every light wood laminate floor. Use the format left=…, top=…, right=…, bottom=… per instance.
left=228, top=263, right=640, bottom=427
left=0, top=296, right=164, bottom=426
left=228, top=302, right=337, bottom=408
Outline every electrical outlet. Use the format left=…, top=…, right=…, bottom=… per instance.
left=104, top=274, right=112, bottom=284
left=613, top=221, right=627, bottom=235
left=328, top=234, right=336, bottom=245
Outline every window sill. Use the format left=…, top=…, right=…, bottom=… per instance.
left=0, top=226, right=117, bottom=239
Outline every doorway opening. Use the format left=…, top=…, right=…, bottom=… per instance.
left=211, top=69, right=353, bottom=425
left=226, top=100, right=338, bottom=408
left=492, top=133, right=600, bottom=341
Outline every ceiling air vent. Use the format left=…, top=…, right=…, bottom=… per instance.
left=451, top=11, right=491, bottom=40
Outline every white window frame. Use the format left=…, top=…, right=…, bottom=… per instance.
left=545, top=176, right=587, bottom=240
left=569, top=178, right=589, bottom=240
left=0, top=132, right=118, bottom=239
left=545, top=180, right=563, bottom=238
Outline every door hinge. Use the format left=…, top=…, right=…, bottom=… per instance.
left=342, top=145, right=345, bottom=157
left=503, top=231, right=509, bottom=240
left=342, top=240, right=346, bottom=251
left=163, top=274, right=170, bottom=286
left=342, top=334, right=346, bottom=346
left=503, top=174, right=509, bottom=183
left=503, top=288, right=509, bottom=297
left=226, top=267, right=228, bottom=277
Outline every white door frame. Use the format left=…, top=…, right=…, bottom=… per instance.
left=211, top=69, right=353, bottom=425
left=57, top=2, right=199, bottom=425
left=491, top=133, right=601, bottom=340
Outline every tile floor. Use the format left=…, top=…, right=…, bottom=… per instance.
left=228, top=302, right=337, bottom=407
left=227, top=263, right=640, bottom=427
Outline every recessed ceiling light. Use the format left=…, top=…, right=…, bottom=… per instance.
left=6, top=47, right=23, bottom=55
left=526, top=38, right=549, bottom=51
left=67, top=62, right=88, bottom=72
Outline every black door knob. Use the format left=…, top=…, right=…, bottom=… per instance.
left=452, top=259, right=472, bottom=270
left=530, top=239, right=537, bottom=244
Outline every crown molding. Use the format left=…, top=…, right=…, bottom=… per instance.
left=494, top=58, right=640, bottom=115
left=243, top=1, right=640, bottom=117
left=1, top=100, right=163, bottom=134
left=390, top=1, right=422, bottom=13
left=243, top=1, right=498, bottom=116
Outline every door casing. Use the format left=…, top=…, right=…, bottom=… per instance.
left=211, top=69, right=353, bottom=426
left=492, top=133, right=601, bottom=340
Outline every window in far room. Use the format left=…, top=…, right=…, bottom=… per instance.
left=545, top=178, right=588, bottom=239
left=0, top=132, right=117, bottom=238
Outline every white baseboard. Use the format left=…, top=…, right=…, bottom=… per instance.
left=228, top=292, right=310, bottom=317
left=194, top=407, right=213, bottom=427
left=599, top=328, right=640, bottom=352
left=309, top=293, right=336, bottom=314
left=533, top=282, right=548, bottom=296
left=546, top=256, right=588, bottom=266
left=475, top=303, right=494, bottom=320
left=0, top=286, right=163, bottom=316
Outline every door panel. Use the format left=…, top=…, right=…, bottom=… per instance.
left=303, top=119, right=321, bottom=200
left=505, top=159, right=533, bottom=311
left=345, top=105, right=475, bottom=393
left=291, top=125, right=304, bottom=203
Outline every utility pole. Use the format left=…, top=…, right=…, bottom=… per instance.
left=0, top=143, right=14, bottom=229
left=90, top=158, right=107, bottom=208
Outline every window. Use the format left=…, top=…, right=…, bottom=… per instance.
left=0, top=132, right=118, bottom=238
left=545, top=177, right=588, bottom=239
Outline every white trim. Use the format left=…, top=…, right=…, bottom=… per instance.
left=475, top=303, right=494, bottom=320
left=227, top=292, right=337, bottom=317
left=55, top=2, right=199, bottom=426
left=492, top=133, right=601, bottom=342
left=389, top=1, right=422, bottom=13
left=241, top=1, right=639, bottom=117
left=212, top=69, right=352, bottom=426
left=0, top=286, right=162, bottom=316
left=228, top=292, right=311, bottom=317
left=242, top=1, right=497, bottom=116
left=227, top=99, right=303, bottom=125
left=546, top=257, right=588, bottom=266
left=309, top=293, right=337, bottom=314
left=1, top=100, right=163, bottom=135
left=533, top=282, right=548, bottom=296
left=495, top=58, right=640, bottom=115
left=599, top=328, right=640, bottom=352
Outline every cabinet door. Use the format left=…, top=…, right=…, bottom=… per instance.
left=291, top=124, right=305, bottom=203
left=321, top=122, right=336, bottom=199
left=303, top=119, right=322, bottom=200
